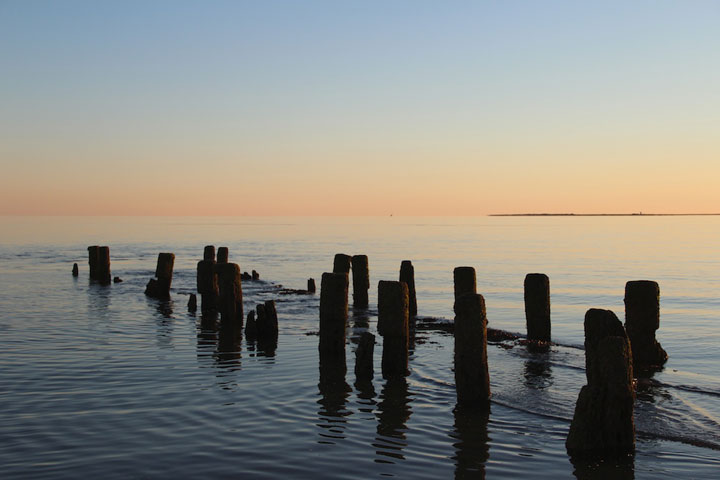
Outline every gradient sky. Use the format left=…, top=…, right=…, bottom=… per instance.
left=1, top=0, right=718, bottom=215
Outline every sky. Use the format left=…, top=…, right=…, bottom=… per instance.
left=1, top=0, right=719, bottom=215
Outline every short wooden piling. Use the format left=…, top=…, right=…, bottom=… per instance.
left=307, top=278, right=316, bottom=293
left=217, top=247, right=229, bottom=264
left=453, top=267, right=476, bottom=311
left=188, top=294, right=197, bottom=312
left=624, top=280, right=668, bottom=371
left=216, top=262, right=243, bottom=328
left=245, top=311, right=257, bottom=340
left=72, top=263, right=79, bottom=277
left=524, top=273, right=551, bottom=342
left=454, top=293, right=491, bottom=406
left=351, top=255, right=369, bottom=308
left=399, top=260, right=417, bottom=318
left=145, top=253, right=175, bottom=299
left=257, top=300, right=279, bottom=343
left=252, top=270, right=259, bottom=280
left=354, top=332, right=375, bottom=381
left=87, top=246, right=98, bottom=280
left=203, top=245, right=215, bottom=261
left=197, top=258, right=218, bottom=312
left=378, top=280, right=409, bottom=379
left=333, top=254, right=352, bottom=274
left=96, top=246, right=111, bottom=285
left=319, top=272, right=349, bottom=356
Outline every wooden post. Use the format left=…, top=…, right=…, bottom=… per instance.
left=96, top=246, right=111, bottom=285
left=87, top=246, right=98, bottom=280
left=378, top=280, right=409, bottom=379
left=72, top=263, right=79, bottom=277
left=188, top=294, right=197, bottom=312
left=351, top=255, right=369, bottom=308
left=217, top=247, right=229, bottom=264
left=454, top=293, right=491, bottom=406
left=524, top=273, right=551, bottom=342
left=252, top=270, right=259, bottom=280
left=216, top=263, right=243, bottom=328
left=453, top=266, right=476, bottom=311
left=399, top=260, right=417, bottom=318
left=203, top=245, right=215, bottom=261
left=566, top=309, right=635, bottom=458
left=319, top=272, right=348, bottom=356
left=624, top=280, right=668, bottom=371
left=307, top=278, right=316, bottom=293
left=145, top=253, right=175, bottom=299
left=257, top=299, right=279, bottom=344
left=197, top=257, right=218, bottom=312
left=245, top=310, right=257, bottom=340
left=333, top=253, right=352, bottom=274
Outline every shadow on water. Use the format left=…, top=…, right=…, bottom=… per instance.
left=374, top=377, right=412, bottom=464
left=451, top=405, right=490, bottom=480
left=569, top=454, right=635, bottom=480
left=86, top=282, right=111, bottom=320
left=215, top=322, right=242, bottom=389
left=317, top=352, right=352, bottom=444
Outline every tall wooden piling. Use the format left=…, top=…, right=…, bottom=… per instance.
left=566, top=309, right=635, bottom=458
left=378, top=280, right=409, bottom=379
left=333, top=254, right=352, bottom=274
left=216, top=262, right=243, bottom=328
left=399, top=260, right=417, bottom=318
left=145, top=253, right=175, bottom=299
left=454, top=293, right=491, bottom=406
left=524, top=273, right=551, bottom=342
left=217, top=247, right=229, bottom=264
left=319, top=272, right=349, bottom=356
left=624, top=280, right=668, bottom=371
left=96, top=246, right=111, bottom=285
left=87, top=246, right=98, bottom=280
left=453, top=267, right=476, bottom=311
left=351, top=255, right=369, bottom=308
left=197, top=249, right=219, bottom=312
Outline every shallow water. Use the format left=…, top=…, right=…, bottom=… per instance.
left=0, top=216, right=718, bottom=478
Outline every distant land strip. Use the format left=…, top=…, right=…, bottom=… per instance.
left=489, top=213, right=720, bottom=217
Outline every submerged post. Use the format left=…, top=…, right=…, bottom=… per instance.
left=319, top=272, right=349, bottom=357
left=145, top=253, right=175, bottom=299
left=216, top=262, right=243, bottom=328
left=333, top=254, right=352, bottom=274
left=624, top=280, right=668, bottom=371
left=566, top=309, right=635, bottom=458
left=378, top=280, right=409, bottom=379
left=351, top=255, right=369, bottom=308
left=524, top=273, right=551, bottom=342
left=454, top=293, right=491, bottom=406
left=96, top=246, right=111, bottom=285
left=399, top=260, right=417, bottom=318
left=453, top=267, right=476, bottom=311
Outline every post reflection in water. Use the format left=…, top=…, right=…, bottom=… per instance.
left=452, top=405, right=490, bottom=479
left=215, top=321, right=242, bottom=389
left=523, top=355, right=553, bottom=390
left=374, top=377, right=412, bottom=463
left=152, top=299, right=174, bottom=350
left=570, top=454, right=635, bottom=480
left=317, top=352, right=352, bottom=444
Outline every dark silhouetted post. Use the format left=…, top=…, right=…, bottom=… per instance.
left=257, top=299, right=279, bottom=346
left=351, top=255, right=369, bottom=308
left=188, top=294, right=197, bottom=312
left=354, top=332, right=375, bottom=381
left=197, top=246, right=218, bottom=311
left=217, top=247, right=229, bottom=264
left=624, top=280, right=668, bottom=371
left=307, top=278, right=316, bottom=293
left=454, top=293, right=491, bottom=407
left=145, top=253, right=175, bottom=299
left=566, top=309, right=635, bottom=458
left=252, top=270, right=259, bottom=280
left=245, top=311, right=257, bottom=340
left=72, top=263, right=79, bottom=277
left=524, top=273, right=551, bottom=342
left=453, top=267, right=476, bottom=311
left=399, top=260, right=417, bottom=318
left=319, top=272, right=349, bottom=357
left=87, top=246, right=98, bottom=280
left=333, top=254, right=352, bottom=274
left=378, top=280, right=409, bottom=379
left=96, top=246, right=111, bottom=285
left=203, top=245, right=215, bottom=261
left=216, top=263, right=243, bottom=328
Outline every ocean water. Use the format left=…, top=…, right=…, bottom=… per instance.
left=0, top=216, right=718, bottom=479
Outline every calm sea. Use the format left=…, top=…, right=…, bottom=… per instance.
left=1, top=216, right=718, bottom=479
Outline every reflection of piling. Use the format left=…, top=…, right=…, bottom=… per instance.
left=197, top=250, right=219, bottom=312
left=307, top=278, right=316, bottom=293
left=96, top=246, right=111, bottom=285
left=453, top=267, right=476, bottom=311
left=399, top=260, right=417, bottom=318
left=216, top=262, right=243, bottom=328
left=354, top=332, right=375, bottom=381
left=145, top=253, right=175, bottom=299
left=378, top=280, right=409, bottom=379
left=351, top=255, right=369, bottom=308
left=333, top=254, right=352, bottom=274
left=624, top=280, right=668, bottom=371
left=319, top=272, right=349, bottom=357
left=72, top=263, right=79, bottom=277
left=524, top=273, right=551, bottom=342
left=566, top=308, right=635, bottom=458
left=453, top=405, right=490, bottom=479
left=217, top=247, right=229, bottom=263
left=454, top=293, right=491, bottom=407
left=188, top=294, right=197, bottom=312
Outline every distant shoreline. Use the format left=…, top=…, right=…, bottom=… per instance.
left=489, top=213, right=720, bottom=217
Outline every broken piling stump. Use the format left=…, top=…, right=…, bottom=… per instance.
left=307, top=278, right=316, bottom=293
left=454, top=293, right=491, bottom=407
left=144, top=253, right=175, bottom=299
left=333, top=254, right=352, bottom=274
left=245, top=311, right=257, bottom=340
left=319, top=272, right=349, bottom=357
left=252, top=270, right=259, bottom=281
left=216, top=262, right=243, bottom=328
left=566, top=308, right=635, bottom=458
left=378, top=280, right=409, bottom=379
left=188, top=294, right=197, bottom=312
left=351, top=255, right=369, bottom=308
left=524, top=273, right=551, bottom=343
left=354, top=331, right=375, bottom=381
left=217, top=247, right=229, bottom=264
left=624, top=280, right=668, bottom=372
left=399, top=260, right=417, bottom=318
left=72, top=263, right=79, bottom=277
left=453, top=267, right=476, bottom=311
left=257, top=300, right=279, bottom=345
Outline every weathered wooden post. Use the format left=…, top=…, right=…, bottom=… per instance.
left=354, top=332, right=375, bottom=381
left=245, top=311, right=257, bottom=340
left=216, top=262, right=243, bottom=328
left=399, top=260, right=417, bottom=318
left=307, top=278, right=316, bottom=293
left=96, top=246, right=111, bottom=285
left=319, top=272, right=349, bottom=359
left=378, top=280, right=409, bottom=379
left=87, top=246, right=98, bottom=280
left=624, top=280, right=668, bottom=371
left=351, top=255, right=369, bottom=308
left=257, top=300, right=279, bottom=347
left=197, top=246, right=218, bottom=312
left=453, top=267, right=476, bottom=311
left=188, top=294, right=197, bottom=312
left=217, top=247, right=229, bottom=264
left=566, top=309, right=635, bottom=458
left=72, top=263, right=79, bottom=277
left=524, top=273, right=551, bottom=342
left=252, top=270, right=259, bottom=281
left=333, top=254, right=352, bottom=274
left=145, top=253, right=175, bottom=299
left=454, top=293, right=491, bottom=406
